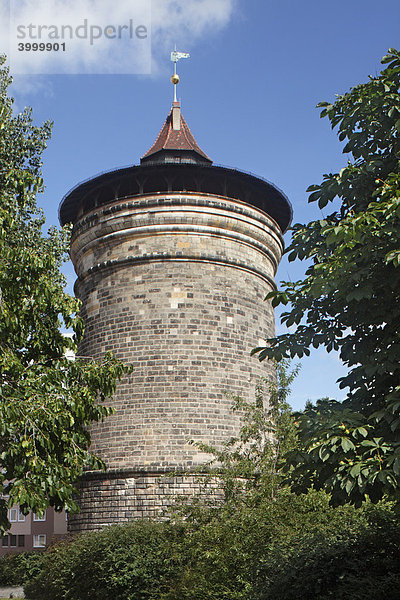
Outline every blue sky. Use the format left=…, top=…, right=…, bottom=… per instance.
left=2, top=0, right=399, bottom=410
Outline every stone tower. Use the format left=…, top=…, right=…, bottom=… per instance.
left=59, top=95, right=291, bottom=532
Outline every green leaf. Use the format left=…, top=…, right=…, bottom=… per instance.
left=319, top=446, right=330, bottom=462
left=357, top=427, right=368, bottom=438
left=341, top=438, right=355, bottom=453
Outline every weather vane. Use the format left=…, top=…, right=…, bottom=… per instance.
left=170, top=48, right=190, bottom=102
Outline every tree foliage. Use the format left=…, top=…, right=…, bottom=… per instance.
left=253, top=49, right=400, bottom=506
left=0, top=56, right=128, bottom=530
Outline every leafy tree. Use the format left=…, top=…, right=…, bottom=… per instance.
left=0, top=56, right=128, bottom=531
left=253, top=48, right=400, bottom=506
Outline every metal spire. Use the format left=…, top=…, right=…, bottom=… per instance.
left=170, top=48, right=190, bottom=102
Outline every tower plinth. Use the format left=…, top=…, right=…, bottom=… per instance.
left=60, top=102, right=291, bottom=532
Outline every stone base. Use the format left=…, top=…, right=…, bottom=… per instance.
left=68, top=469, right=220, bottom=533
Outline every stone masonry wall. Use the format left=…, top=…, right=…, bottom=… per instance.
left=68, top=191, right=284, bottom=532
left=70, top=471, right=221, bottom=531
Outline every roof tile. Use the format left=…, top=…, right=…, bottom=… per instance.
left=141, top=103, right=212, bottom=163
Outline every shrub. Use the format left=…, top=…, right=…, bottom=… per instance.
left=24, top=520, right=184, bottom=600
left=263, top=504, right=400, bottom=600
left=23, top=494, right=400, bottom=600
left=0, top=552, right=45, bottom=586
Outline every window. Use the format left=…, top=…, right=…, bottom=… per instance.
left=9, top=535, right=16, bottom=547
left=8, top=508, right=17, bottom=522
left=33, top=512, right=46, bottom=522
left=33, top=534, right=46, bottom=548
left=18, top=508, right=25, bottom=522
left=1, top=536, right=8, bottom=547
left=18, top=535, right=25, bottom=548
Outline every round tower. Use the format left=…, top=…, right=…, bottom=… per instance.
left=60, top=94, right=291, bottom=532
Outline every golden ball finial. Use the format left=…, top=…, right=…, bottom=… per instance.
left=171, top=73, right=180, bottom=85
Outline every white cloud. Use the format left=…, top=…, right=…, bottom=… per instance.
left=4, top=0, right=151, bottom=75
left=152, top=0, right=235, bottom=48
left=0, top=0, right=236, bottom=78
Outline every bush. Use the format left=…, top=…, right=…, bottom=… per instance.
left=0, top=553, right=22, bottom=586
left=0, top=552, right=45, bottom=586
left=159, top=489, right=381, bottom=600
left=264, top=504, right=400, bottom=600
left=24, top=520, right=184, bottom=600
left=22, top=366, right=400, bottom=600
left=23, top=494, right=400, bottom=600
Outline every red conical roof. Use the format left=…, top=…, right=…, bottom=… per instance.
left=141, top=101, right=212, bottom=164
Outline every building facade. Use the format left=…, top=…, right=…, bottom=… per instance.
left=0, top=507, right=67, bottom=554
left=59, top=99, right=292, bottom=532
